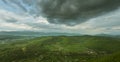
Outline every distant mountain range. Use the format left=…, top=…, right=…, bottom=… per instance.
left=0, top=31, right=82, bottom=36
left=0, top=31, right=119, bottom=37
left=95, top=33, right=120, bottom=38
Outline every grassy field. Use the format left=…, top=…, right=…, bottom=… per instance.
left=0, top=35, right=120, bottom=62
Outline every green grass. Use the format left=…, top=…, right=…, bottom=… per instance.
left=0, top=36, right=120, bottom=62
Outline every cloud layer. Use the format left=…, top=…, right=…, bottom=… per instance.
left=39, top=0, right=120, bottom=25
left=0, top=0, right=120, bottom=35
left=1, top=0, right=120, bottom=25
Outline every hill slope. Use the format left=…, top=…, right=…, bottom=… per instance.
left=0, top=36, right=120, bottom=62
left=90, top=52, right=120, bottom=62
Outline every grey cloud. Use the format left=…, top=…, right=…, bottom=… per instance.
left=5, top=19, right=17, bottom=23
left=39, top=0, right=120, bottom=25
left=1, top=0, right=120, bottom=26
left=89, top=13, right=120, bottom=28
left=26, top=22, right=64, bottom=30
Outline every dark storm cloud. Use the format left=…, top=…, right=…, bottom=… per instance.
left=39, top=0, right=120, bottom=25
left=1, top=0, right=120, bottom=25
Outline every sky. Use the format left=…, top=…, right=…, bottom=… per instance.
left=0, top=0, right=120, bottom=35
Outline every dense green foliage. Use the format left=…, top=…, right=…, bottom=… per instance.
left=0, top=36, right=120, bottom=62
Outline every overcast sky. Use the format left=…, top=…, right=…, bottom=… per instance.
left=0, top=0, right=120, bottom=35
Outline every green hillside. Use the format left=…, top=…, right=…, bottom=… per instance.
left=90, top=52, right=120, bottom=62
left=0, top=36, right=120, bottom=62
